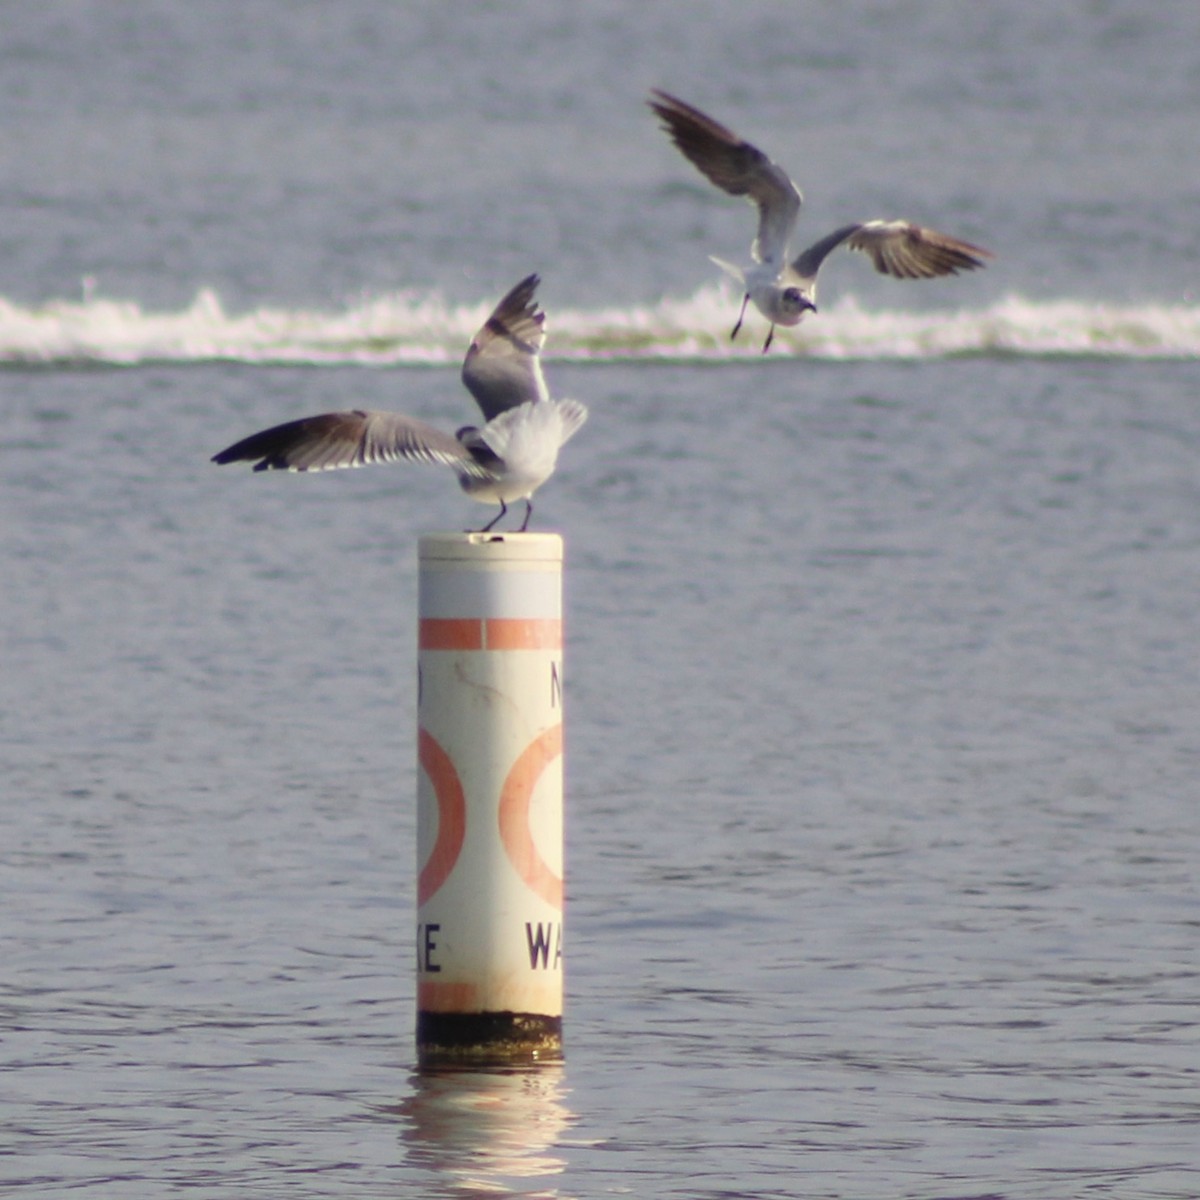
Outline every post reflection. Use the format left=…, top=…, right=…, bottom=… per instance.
left=395, top=1062, right=576, bottom=1198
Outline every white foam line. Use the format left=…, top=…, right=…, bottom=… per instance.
left=0, top=287, right=1196, bottom=365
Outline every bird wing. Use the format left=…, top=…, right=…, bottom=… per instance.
left=460, top=273, right=549, bottom=422
left=648, top=89, right=801, bottom=265
left=551, top=398, right=589, bottom=448
left=478, top=397, right=590, bottom=458
left=211, top=409, right=490, bottom=476
left=835, top=221, right=994, bottom=280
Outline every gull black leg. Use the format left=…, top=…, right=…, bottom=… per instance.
left=478, top=500, right=507, bottom=533
left=730, top=293, right=750, bottom=341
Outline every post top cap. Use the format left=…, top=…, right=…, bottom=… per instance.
left=418, top=531, right=564, bottom=565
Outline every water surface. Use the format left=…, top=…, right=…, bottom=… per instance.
left=2, top=4, right=1198, bottom=1198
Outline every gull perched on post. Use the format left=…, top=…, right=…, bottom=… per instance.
left=212, top=274, right=587, bottom=532
left=648, top=89, right=994, bottom=352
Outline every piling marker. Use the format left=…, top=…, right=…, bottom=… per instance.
left=416, top=531, right=565, bottom=1064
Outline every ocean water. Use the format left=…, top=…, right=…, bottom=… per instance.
left=2, top=3, right=1198, bottom=1198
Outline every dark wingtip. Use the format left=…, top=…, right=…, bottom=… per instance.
left=647, top=86, right=681, bottom=111
left=211, top=430, right=279, bottom=471
left=211, top=441, right=260, bottom=467
left=949, top=238, right=996, bottom=269
left=506, top=273, right=541, bottom=306
left=490, top=273, right=544, bottom=329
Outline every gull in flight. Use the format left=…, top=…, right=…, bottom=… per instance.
left=648, top=89, right=994, bottom=351
left=212, top=274, right=587, bottom=532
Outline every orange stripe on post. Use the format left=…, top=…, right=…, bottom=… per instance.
left=419, top=618, right=561, bottom=650
left=485, top=618, right=563, bottom=650
left=497, top=723, right=564, bottom=910
left=419, top=618, right=483, bottom=650
left=416, top=728, right=467, bottom=907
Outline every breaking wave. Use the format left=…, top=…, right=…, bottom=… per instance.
left=0, top=285, right=1196, bottom=366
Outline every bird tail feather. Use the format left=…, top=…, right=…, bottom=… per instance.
left=708, top=256, right=746, bottom=286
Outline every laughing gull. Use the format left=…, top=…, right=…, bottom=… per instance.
left=212, top=274, right=587, bottom=532
left=648, top=89, right=993, bottom=351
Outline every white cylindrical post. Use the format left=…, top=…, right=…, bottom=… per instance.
left=415, top=532, right=565, bottom=1063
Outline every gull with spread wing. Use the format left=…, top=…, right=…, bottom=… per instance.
left=212, top=274, right=587, bottom=532
left=648, top=89, right=993, bottom=351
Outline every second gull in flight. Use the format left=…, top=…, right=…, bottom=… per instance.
left=648, top=89, right=994, bottom=351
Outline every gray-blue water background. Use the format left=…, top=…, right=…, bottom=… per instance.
left=2, top=3, right=1198, bottom=1197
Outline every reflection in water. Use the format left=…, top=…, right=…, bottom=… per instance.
left=394, top=1063, right=577, bottom=1198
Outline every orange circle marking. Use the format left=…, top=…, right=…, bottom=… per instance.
left=497, top=724, right=563, bottom=910
left=417, top=727, right=467, bottom=906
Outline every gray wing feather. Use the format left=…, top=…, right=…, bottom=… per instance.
left=836, top=221, right=993, bottom=280
left=461, top=273, right=549, bottom=421
left=648, top=89, right=801, bottom=264
left=212, top=409, right=491, bottom=477
left=791, top=224, right=867, bottom=282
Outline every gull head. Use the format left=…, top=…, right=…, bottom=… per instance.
left=777, top=286, right=818, bottom=324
